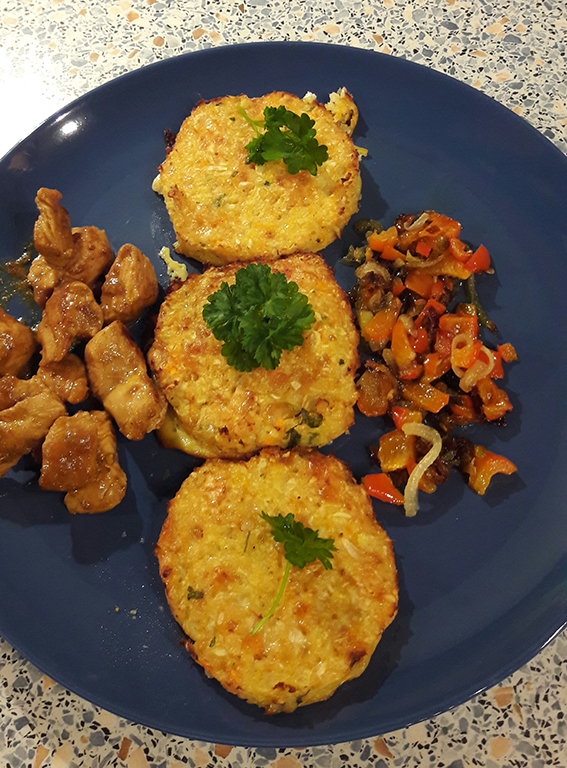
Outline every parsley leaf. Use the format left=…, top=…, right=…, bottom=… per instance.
left=239, top=105, right=329, bottom=176
left=250, top=512, right=336, bottom=635
left=202, top=263, right=315, bottom=372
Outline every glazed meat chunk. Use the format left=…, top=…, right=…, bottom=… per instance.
left=0, top=308, right=37, bottom=376
left=27, top=255, right=59, bottom=309
left=29, top=226, right=115, bottom=309
left=0, top=375, right=45, bottom=413
left=100, top=244, right=159, bottom=325
left=65, top=226, right=115, bottom=288
left=39, top=411, right=99, bottom=492
left=85, top=320, right=167, bottom=440
left=0, top=375, right=66, bottom=478
left=37, top=281, right=103, bottom=363
left=37, top=353, right=89, bottom=404
left=33, top=187, right=75, bottom=271
left=29, top=187, right=115, bottom=308
left=42, top=410, right=127, bottom=514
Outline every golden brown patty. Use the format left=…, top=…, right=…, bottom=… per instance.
left=152, top=92, right=361, bottom=265
left=147, top=253, right=359, bottom=459
left=156, top=448, right=398, bottom=714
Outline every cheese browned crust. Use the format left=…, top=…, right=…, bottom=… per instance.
left=156, top=448, right=398, bottom=714
left=152, top=92, right=361, bottom=265
left=147, top=253, right=359, bottom=459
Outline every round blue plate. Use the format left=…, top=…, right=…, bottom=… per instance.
left=1, top=42, right=566, bottom=748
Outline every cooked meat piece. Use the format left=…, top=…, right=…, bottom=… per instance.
left=0, top=374, right=45, bottom=411
left=63, top=411, right=127, bottom=514
left=100, top=243, right=159, bottom=325
left=39, top=411, right=98, bottom=491
left=66, top=226, right=115, bottom=288
left=85, top=320, right=167, bottom=440
left=27, top=255, right=60, bottom=309
left=33, top=188, right=75, bottom=271
left=37, top=281, right=103, bottom=363
left=37, top=353, right=89, bottom=404
left=0, top=376, right=66, bottom=478
left=0, top=309, right=37, bottom=376
left=28, top=226, right=115, bottom=309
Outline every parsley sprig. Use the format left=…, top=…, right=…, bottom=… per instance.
left=250, top=511, right=336, bottom=635
left=202, top=262, right=315, bottom=372
left=239, top=105, right=329, bottom=176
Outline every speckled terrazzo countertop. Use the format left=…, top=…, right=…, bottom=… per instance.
left=1, top=1, right=566, bottom=767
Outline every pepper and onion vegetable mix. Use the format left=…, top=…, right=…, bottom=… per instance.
left=345, top=211, right=518, bottom=516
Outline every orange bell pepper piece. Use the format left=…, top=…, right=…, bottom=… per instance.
left=438, top=311, right=479, bottom=338
left=498, top=343, right=518, bottom=363
left=422, top=352, right=447, bottom=381
left=362, top=473, right=405, bottom=505
left=415, top=298, right=447, bottom=329
left=428, top=212, right=462, bottom=239
left=364, top=296, right=402, bottom=343
left=401, top=381, right=450, bottom=413
left=381, top=243, right=406, bottom=262
left=391, top=319, right=417, bottom=369
left=405, top=270, right=435, bottom=298
left=476, top=377, right=513, bottom=421
left=367, top=226, right=397, bottom=252
left=419, top=249, right=473, bottom=279
left=392, top=276, right=405, bottom=296
left=398, top=361, right=424, bottom=380
left=378, top=429, right=415, bottom=472
left=467, top=445, right=517, bottom=495
left=430, top=278, right=448, bottom=301
left=452, top=337, right=483, bottom=370
left=449, top=237, right=471, bottom=263
left=490, top=349, right=504, bottom=379
left=450, top=394, right=477, bottom=425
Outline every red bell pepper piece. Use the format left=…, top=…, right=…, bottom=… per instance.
left=476, top=377, right=513, bottom=421
left=449, top=237, right=471, bottom=263
left=362, top=473, right=405, bottom=505
left=467, top=445, right=517, bottom=495
left=410, top=327, right=430, bottom=354
left=465, top=244, right=491, bottom=273
left=391, top=406, right=423, bottom=430
left=415, top=240, right=432, bottom=257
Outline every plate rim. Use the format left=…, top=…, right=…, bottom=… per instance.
left=1, top=40, right=567, bottom=747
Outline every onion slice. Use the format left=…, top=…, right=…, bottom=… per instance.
left=405, top=211, right=430, bottom=231
left=451, top=332, right=471, bottom=378
left=459, top=346, right=495, bottom=392
left=401, top=423, right=443, bottom=517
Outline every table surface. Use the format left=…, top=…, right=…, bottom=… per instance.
left=0, top=1, right=566, bottom=766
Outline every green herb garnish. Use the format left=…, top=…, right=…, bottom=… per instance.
left=202, top=262, right=315, bottom=372
left=250, top=512, right=336, bottom=635
left=239, top=105, right=329, bottom=176
left=187, top=586, right=204, bottom=600
left=464, top=274, right=498, bottom=334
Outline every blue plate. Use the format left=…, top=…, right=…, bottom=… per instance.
left=1, top=42, right=566, bottom=748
